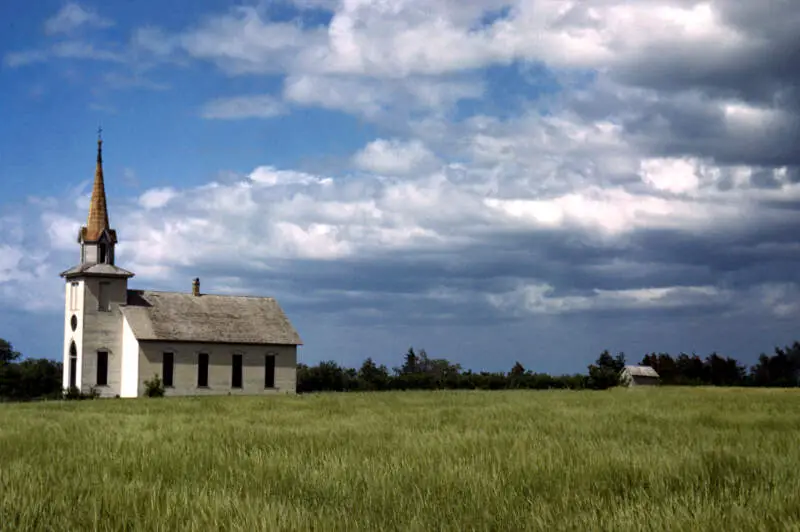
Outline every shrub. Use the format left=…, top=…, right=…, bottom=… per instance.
left=63, top=386, right=99, bottom=400
left=143, top=374, right=165, bottom=397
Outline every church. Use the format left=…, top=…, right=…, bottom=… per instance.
left=60, top=136, right=303, bottom=398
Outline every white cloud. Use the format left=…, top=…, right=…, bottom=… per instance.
left=113, top=154, right=796, bottom=281
left=0, top=241, right=64, bottom=313
left=0, top=246, right=24, bottom=283
left=487, top=282, right=731, bottom=316
left=283, top=73, right=483, bottom=121
left=161, top=0, right=750, bottom=80
left=132, top=27, right=180, bottom=58
left=44, top=3, right=113, bottom=35
left=756, top=283, right=800, bottom=319
left=283, top=74, right=386, bottom=117
left=51, top=41, right=125, bottom=62
left=248, top=166, right=332, bottom=187
left=43, top=213, right=81, bottom=251
left=4, top=50, right=48, bottom=67
left=640, top=157, right=701, bottom=195
left=482, top=186, right=737, bottom=236
left=139, top=188, right=178, bottom=210
left=201, top=94, right=285, bottom=120
left=178, top=7, right=325, bottom=74
left=6, top=40, right=125, bottom=67
left=353, top=139, right=438, bottom=175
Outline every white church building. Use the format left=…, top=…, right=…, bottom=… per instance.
left=61, top=137, right=302, bottom=398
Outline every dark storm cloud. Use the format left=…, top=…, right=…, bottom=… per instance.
left=154, top=187, right=800, bottom=337
left=616, top=1, right=800, bottom=104
left=560, top=0, right=800, bottom=170
left=567, top=82, right=799, bottom=169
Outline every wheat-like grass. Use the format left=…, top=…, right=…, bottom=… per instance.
left=2, top=388, right=800, bottom=531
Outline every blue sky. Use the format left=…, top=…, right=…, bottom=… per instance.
left=1, top=0, right=799, bottom=374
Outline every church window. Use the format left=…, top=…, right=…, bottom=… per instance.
left=69, top=282, right=79, bottom=311
left=197, top=353, right=209, bottom=387
left=69, top=342, right=78, bottom=389
left=96, top=351, right=108, bottom=386
left=70, top=315, right=78, bottom=332
left=162, top=352, right=174, bottom=387
left=98, top=243, right=107, bottom=264
left=231, top=354, right=243, bottom=389
left=98, top=282, right=110, bottom=311
left=265, top=355, right=276, bottom=388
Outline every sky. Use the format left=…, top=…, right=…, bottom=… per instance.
left=0, top=0, right=798, bottom=375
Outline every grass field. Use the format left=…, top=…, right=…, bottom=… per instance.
left=2, top=388, right=800, bottom=531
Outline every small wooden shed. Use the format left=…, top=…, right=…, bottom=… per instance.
left=619, top=365, right=660, bottom=387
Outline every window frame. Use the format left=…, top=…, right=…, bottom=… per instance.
left=96, top=351, right=109, bottom=387
left=231, top=354, right=243, bottom=389
left=264, top=354, right=276, bottom=389
left=162, top=352, right=174, bottom=388
left=98, top=281, right=111, bottom=312
left=68, top=342, right=78, bottom=389
left=69, top=282, right=79, bottom=311
left=197, top=352, right=209, bottom=388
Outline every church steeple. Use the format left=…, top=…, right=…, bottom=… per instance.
left=77, top=130, right=118, bottom=265
left=85, top=133, right=110, bottom=241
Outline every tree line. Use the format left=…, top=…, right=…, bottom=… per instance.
left=1, top=337, right=799, bottom=402
left=298, top=343, right=800, bottom=392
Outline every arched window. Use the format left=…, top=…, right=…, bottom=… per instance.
left=69, top=341, right=78, bottom=389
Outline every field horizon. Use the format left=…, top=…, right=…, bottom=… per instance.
left=2, top=388, right=800, bottom=531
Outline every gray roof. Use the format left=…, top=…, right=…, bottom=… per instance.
left=121, top=290, right=302, bottom=346
left=622, top=365, right=660, bottom=378
left=60, top=263, right=135, bottom=279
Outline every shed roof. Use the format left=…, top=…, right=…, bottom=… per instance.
left=622, top=365, right=660, bottom=378
left=121, top=290, right=302, bottom=346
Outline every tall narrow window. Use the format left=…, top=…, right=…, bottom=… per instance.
left=96, top=351, right=108, bottom=386
left=69, top=282, right=79, bottom=311
left=265, top=355, right=276, bottom=388
left=163, top=352, right=174, bottom=387
left=98, top=244, right=107, bottom=264
left=69, top=342, right=78, bottom=389
left=197, top=353, right=209, bottom=387
left=98, top=282, right=110, bottom=312
left=232, top=354, right=243, bottom=389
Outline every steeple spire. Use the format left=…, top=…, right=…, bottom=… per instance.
left=85, top=128, right=110, bottom=241
left=76, top=130, right=118, bottom=266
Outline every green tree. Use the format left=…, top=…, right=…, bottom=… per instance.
left=0, top=338, right=21, bottom=365
left=508, top=362, right=527, bottom=388
left=357, top=358, right=391, bottom=391
left=587, top=350, right=625, bottom=390
left=400, top=347, right=418, bottom=374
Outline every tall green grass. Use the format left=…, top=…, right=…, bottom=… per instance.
left=2, top=388, right=800, bottom=531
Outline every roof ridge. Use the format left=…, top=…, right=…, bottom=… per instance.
left=128, top=288, right=276, bottom=300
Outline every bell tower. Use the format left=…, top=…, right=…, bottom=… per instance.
left=60, top=132, right=134, bottom=396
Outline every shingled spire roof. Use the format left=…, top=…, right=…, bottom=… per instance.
left=84, top=136, right=111, bottom=241
left=79, top=133, right=117, bottom=243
